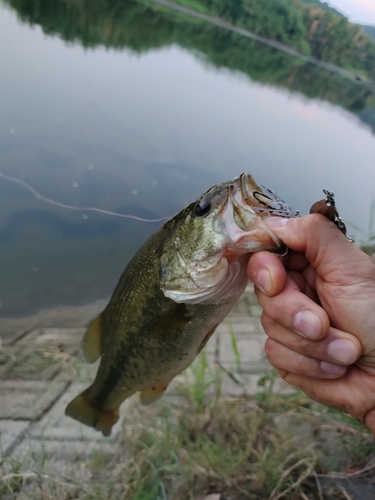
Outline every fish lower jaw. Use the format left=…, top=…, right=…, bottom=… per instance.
left=226, top=228, right=281, bottom=253
left=222, top=199, right=281, bottom=252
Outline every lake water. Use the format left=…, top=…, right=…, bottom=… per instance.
left=1, top=0, right=375, bottom=317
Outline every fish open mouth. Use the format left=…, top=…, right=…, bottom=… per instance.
left=221, top=173, right=296, bottom=253
left=239, top=173, right=297, bottom=218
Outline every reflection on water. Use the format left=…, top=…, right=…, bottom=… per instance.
left=0, top=0, right=375, bottom=317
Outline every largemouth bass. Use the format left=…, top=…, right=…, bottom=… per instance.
left=65, top=173, right=294, bottom=436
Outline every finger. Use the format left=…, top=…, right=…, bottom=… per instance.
left=287, top=270, right=319, bottom=302
left=262, top=313, right=361, bottom=366
left=247, top=252, right=286, bottom=296
left=286, top=251, right=310, bottom=272
left=264, top=214, right=371, bottom=282
left=247, top=250, right=314, bottom=297
left=265, top=338, right=347, bottom=378
left=279, top=367, right=375, bottom=424
left=256, top=275, right=330, bottom=340
left=302, top=264, right=318, bottom=295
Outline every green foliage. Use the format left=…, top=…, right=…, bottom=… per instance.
left=2, top=386, right=374, bottom=499
left=300, top=3, right=375, bottom=80
left=151, top=0, right=375, bottom=80
left=185, top=350, right=214, bottom=412
left=5, top=0, right=375, bottom=131
left=363, top=24, right=375, bottom=41
left=198, top=0, right=308, bottom=44
left=301, top=0, right=341, bottom=15
left=172, top=0, right=209, bottom=14
left=299, top=38, right=311, bottom=54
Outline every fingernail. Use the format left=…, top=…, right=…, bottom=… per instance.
left=327, top=339, right=358, bottom=365
left=294, top=310, right=322, bottom=339
left=265, top=217, right=289, bottom=229
left=257, top=269, right=272, bottom=294
left=320, top=361, right=346, bottom=376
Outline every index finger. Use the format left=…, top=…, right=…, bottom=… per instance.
left=248, top=249, right=309, bottom=297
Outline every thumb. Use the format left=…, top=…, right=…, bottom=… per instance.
left=264, top=214, right=373, bottom=284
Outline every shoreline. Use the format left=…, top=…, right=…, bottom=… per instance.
left=0, top=298, right=109, bottom=344
left=1, top=283, right=256, bottom=344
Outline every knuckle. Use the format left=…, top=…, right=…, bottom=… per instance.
left=306, top=213, right=328, bottom=228
left=278, top=370, right=290, bottom=381
left=260, top=312, right=273, bottom=330
left=264, top=338, right=279, bottom=364
left=293, top=354, right=310, bottom=375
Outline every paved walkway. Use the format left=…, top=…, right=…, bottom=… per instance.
left=0, top=286, right=290, bottom=480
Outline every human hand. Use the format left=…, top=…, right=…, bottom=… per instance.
left=247, top=214, right=375, bottom=433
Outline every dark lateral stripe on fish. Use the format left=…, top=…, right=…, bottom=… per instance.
left=94, top=339, right=145, bottom=408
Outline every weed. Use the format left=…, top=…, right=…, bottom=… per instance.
left=347, top=197, right=375, bottom=254
left=228, top=322, right=241, bottom=371
left=2, top=295, right=375, bottom=499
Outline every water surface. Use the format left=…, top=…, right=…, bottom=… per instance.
left=0, top=0, right=374, bottom=317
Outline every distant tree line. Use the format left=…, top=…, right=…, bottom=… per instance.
left=173, top=0, right=375, bottom=79
left=363, top=25, right=375, bottom=40
left=5, top=0, right=375, bottom=131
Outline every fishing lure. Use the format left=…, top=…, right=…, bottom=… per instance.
left=310, top=189, right=353, bottom=242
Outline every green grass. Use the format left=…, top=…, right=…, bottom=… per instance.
left=1, top=293, right=375, bottom=499
left=1, top=351, right=375, bottom=499
left=229, top=322, right=241, bottom=371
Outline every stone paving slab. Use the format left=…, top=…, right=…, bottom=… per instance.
left=0, top=380, right=66, bottom=420
left=238, top=359, right=273, bottom=374
left=2, top=345, right=79, bottom=381
left=216, top=317, right=262, bottom=335
left=219, top=335, right=266, bottom=365
left=28, top=383, right=124, bottom=442
left=0, top=420, right=30, bottom=455
left=0, top=344, right=26, bottom=377
left=205, top=315, right=264, bottom=356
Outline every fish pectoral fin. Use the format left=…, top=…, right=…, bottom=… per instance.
left=65, top=388, right=119, bottom=437
left=81, top=313, right=103, bottom=363
left=197, top=324, right=218, bottom=354
left=139, top=381, right=170, bottom=406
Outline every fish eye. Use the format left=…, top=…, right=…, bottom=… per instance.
left=194, top=199, right=211, bottom=218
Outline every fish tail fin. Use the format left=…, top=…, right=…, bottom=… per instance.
left=65, top=388, right=119, bottom=437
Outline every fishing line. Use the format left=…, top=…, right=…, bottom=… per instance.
left=0, top=171, right=170, bottom=223
left=0, top=171, right=295, bottom=223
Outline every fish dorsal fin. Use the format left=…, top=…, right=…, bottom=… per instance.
left=81, top=314, right=103, bottom=363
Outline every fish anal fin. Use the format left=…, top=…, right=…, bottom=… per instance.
left=81, top=314, right=103, bottom=363
left=197, top=324, right=218, bottom=354
left=65, top=388, right=119, bottom=437
left=139, top=380, right=170, bottom=406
